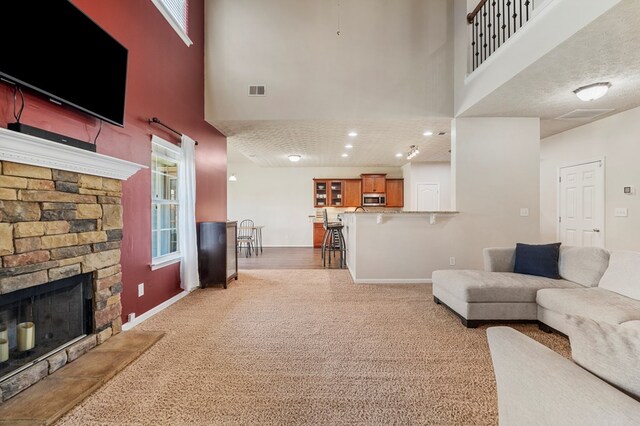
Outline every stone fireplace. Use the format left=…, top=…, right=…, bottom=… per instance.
left=0, top=127, right=144, bottom=403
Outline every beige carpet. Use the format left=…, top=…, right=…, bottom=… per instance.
left=56, top=270, right=570, bottom=426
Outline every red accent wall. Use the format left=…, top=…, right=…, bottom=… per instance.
left=0, top=0, right=227, bottom=323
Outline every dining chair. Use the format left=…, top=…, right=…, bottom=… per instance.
left=237, top=219, right=256, bottom=257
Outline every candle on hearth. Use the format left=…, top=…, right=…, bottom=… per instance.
left=17, top=322, right=35, bottom=351
left=0, top=324, right=7, bottom=341
left=0, top=338, right=8, bottom=362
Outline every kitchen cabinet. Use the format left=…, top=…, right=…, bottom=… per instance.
left=361, top=174, right=386, bottom=193
left=313, top=222, right=324, bottom=248
left=197, top=221, right=237, bottom=289
left=343, top=179, right=362, bottom=207
left=386, top=179, right=404, bottom=207
left=314, top=179, right=344, bottom=207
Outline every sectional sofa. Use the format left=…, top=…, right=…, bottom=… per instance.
left=432, top=245, right=640, bottom=332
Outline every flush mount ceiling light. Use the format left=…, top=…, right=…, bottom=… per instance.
left=573, top=82, right=612, bottom=101
left=423, top=131, right=433, bottom=136
left=345, top=144, right=353, bottom=149
left=406, top=145, right=419, bottom=160
left=348, top=131, right=358, bottom=137
left=395, top=153, right=403, bottom=158
left=228, top=174, right=237, bottom=182
left=288, top=154, right=302, bottom=162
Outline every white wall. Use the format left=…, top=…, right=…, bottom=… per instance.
left=227, top=162, right=402, bottom=246
left=402, top=162, right=452, bottom=211
left=451, top=117, right=541, bottom=268
left=343, top=117, right=541, bottom=281
left=206, top=0, right=454, bottom=121
left=540, top=106, right=640, bottom=251
left=454, top=0, right=621, bottom=116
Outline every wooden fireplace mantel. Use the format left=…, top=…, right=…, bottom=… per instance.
left=0, top=127, right=147, bottom=180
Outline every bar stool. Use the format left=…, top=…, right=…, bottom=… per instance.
left=321, top=209, right=346, bottom=268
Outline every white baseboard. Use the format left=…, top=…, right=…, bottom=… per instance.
left=353, top=277, right=432, bottom=284
left=347, top=267, right=431, bottom=284
left=122, top=290, right=189, bottom=331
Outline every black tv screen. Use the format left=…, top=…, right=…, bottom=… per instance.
left=0, top=1, right=128, bottom=127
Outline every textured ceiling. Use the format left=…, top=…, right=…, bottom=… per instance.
left=219, top=119, right=452, bottom=167
left=218, top=0, right=639, bottom=166
left=460, top=0, right=640, bottom=138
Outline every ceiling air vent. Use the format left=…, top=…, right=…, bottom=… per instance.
left=555, top=109, right=615, bottom=120
left=248, top=85, right=266, bottom=96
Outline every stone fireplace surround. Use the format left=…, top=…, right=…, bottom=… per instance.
left=0, top=127, right=145, bottom=403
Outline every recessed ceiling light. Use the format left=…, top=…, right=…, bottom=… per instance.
left=341, top=153, right=348, bottom=158
left=288, top=154, right=302, bottom=162
left=228, top=174, right=237, bottom=182
left=345, top=144, right=353, bottom=149
left=574, top=82, right=611, bottom=101
left=348, top=131, right=358, bottom=137
left=423, top=131, right=433, bottom=136
left=395, top=153, right=403, bottom=158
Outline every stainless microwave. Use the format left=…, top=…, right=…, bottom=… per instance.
left=362, top=193, right=386, bottom=206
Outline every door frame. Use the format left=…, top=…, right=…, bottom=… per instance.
left=556, top=157, right=606, bottom=246
left=415, top=182, right=441, bottom=211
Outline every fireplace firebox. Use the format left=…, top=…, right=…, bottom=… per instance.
left=0, top=273, right=93, bottom=381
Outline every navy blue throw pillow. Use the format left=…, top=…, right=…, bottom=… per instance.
left=513, top=242, right=562, bottom=279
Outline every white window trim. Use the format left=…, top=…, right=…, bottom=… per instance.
left=151, top=252, right=181, bottom=270
left=151, top=0, right=193, bottom=47
left=151, top=135, right=182, bottom=269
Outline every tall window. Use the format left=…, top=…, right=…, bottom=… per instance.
left=151, top=0, right=193, bottom=46
left=151, top=136, right=182, bottom=267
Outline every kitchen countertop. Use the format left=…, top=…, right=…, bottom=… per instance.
left=342, top=210, right=459, bottom=214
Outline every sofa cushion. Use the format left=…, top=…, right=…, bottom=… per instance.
left=621, top=321, right=640, bottom=332
left=558, top=246, right=610, bottom=287
left=513, top=242, right=561, bottom=279
left=598, top=251, right=640, bottom=300
left=567, top=315, right=640, bottom=401
left=432, top=270, right=580, bottom=303
left=537, top=288, right=640, bottom=325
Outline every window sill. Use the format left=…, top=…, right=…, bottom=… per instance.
left=151, top=254, right=181, bottom=271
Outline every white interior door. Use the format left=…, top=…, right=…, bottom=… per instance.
left=559, top=161, right=604, bottom=247
left=416, top=183, right=440, bottom=211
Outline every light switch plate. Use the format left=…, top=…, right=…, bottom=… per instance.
left=520, top=208, right=529, bottom=217
left=615, top=208, right=628, bottom=217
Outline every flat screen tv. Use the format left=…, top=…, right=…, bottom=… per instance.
left=0, top=1, right=128, bottom=127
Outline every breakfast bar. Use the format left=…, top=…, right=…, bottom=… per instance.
left=341, top=211, right=459, bottom=284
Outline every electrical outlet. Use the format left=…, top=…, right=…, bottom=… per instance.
left=449, top=257, right=456, bottom=266
left=520, top=208, right=529, bottom=217
left=138, top=283, right=144, bottom=297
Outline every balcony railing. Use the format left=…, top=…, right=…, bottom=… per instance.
left=468, top=0, right=536, bottom=71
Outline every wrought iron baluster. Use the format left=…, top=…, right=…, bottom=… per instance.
left=512, top=1, right=517, bottom=35
left=482, top=4, right=488, bottom=63
left=472, top=17, right=478, bottom=70
left=507, top=0, right=511, bottom=38
left=520, top=0, right=523, bottom=28
left=502, top=0, right=506, bottom=45
left=491, top=1, right=496, bottom=55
